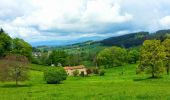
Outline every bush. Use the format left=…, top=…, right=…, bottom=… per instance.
left=99, top=69, right=105, bottom=76
left=92, top=68, right=99, bottom=74
left=80, top=71, right=85, bottom=77
left=86, top=68, right=92, bottom=75
left=44, top=67, right=67, bottom=84
left=73, top=70, right=79, bottom=77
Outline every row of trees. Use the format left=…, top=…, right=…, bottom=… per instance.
left=32, top=47, right=139, bottom=67
left=32, top=49, right=98, bottom=67
left=137, top=39, right=170, bottom=78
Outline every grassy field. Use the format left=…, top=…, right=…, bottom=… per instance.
left=1, top=64, right=170, bottom=100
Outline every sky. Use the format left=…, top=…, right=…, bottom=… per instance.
left=0, top=0, right=170, bottom=46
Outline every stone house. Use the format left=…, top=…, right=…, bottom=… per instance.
left=64, top=65, right=87, bottom=76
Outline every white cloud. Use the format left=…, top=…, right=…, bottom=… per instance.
left=0, top=0, right=133, bottom=44
left=1, top=0, right=170, bottom=46
left=160, top=16, right=170, bottom=27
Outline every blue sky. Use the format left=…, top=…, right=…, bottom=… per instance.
left=0, top=0, right=170, bottom=46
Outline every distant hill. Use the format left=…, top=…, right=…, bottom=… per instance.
left=35, top=29, right=170, bottom=52
left=100, top=29, right=170, bottom=48
left=100, top=32, right=149, bottom=48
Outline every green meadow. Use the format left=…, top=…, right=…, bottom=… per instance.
left=1, top=64, right=170, bottom=100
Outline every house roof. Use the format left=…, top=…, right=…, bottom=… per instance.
left=64, top=65, right=85, bottom=70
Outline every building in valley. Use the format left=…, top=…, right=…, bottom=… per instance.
left=64, top=65, right=87, bottom=76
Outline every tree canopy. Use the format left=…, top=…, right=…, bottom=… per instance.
left=12, top=38, right=32, bottom=60
left=138, top=40, right=166, bottom=78
left=97, top=46, right=127, bottom=68
left=0, top=29, right=12, bottom=57
left=0, top=54, right=29, bottom=86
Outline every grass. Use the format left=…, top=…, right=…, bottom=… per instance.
left=1, top=64, right=170, bottom=100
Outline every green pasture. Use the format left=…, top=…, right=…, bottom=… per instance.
left=1, top=64, right=170, bottom=100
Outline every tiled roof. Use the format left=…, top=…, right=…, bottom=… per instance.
left=64, top=65, right=85, bottom=70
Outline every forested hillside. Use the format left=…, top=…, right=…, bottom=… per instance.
left=100, top=29, right=170, bottom=48
left=0, top=28, right=32, bottom=59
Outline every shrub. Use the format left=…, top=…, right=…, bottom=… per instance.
left=92, top=68, right=99, bottom=74
left=86, top=68, right=92, bottom=75
left=80, top=71, right=85, bottom=77
left=99, top=69, right=105, bottom=76
left=72, top=70, right=79, bottom=76
left=44, top=67, right=67, bottom=84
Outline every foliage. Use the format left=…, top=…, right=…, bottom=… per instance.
left=80, top=71, right=85, bottom=77
left=127, top=48, right=140, bottom=64
left=86, top=68, right=92, bottom=75
left=101, top=32, right=149, bottom=48
left=99, top=69, right=105, bottom=76
left=67, top=53, right=81, bottom=66
left=97, top=46, right=127, bottom=68
left=0, top=54, right=29, bottom=86
left=48, top=50, right=68, bottom=66
left=44, top=67, right=67, bottom=84
left=92, top=68, right=99, bottom=74
left=0, top=29, right=12, bottom=57
left=72, top=70, right=79, bottom=77
left=138, top=40, right=166, bottom=78
left=162, top=39, right=170, bottom=75
left=12, top=38, right=32, bottom=60
left=101, top=29, right=170, bottom=48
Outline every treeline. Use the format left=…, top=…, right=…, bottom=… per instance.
left=99, top=38, right=170, bottom=78
left=32, top=49, right=99, bottom=67
left=32, top=45, right=140, bottom=68
left=0, top=28, right=32, bottom=60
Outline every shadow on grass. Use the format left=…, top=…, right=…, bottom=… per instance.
left=1, top=84, right=33, bottom=88
left=133, top=77, right=162, bottom=81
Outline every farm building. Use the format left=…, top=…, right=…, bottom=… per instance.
left=64, top=65, right=87, bottom=76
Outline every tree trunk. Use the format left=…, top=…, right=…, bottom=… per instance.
left=167, top=63, right=170, bottom=75
left=95, top=62, right=98, bottom=68
left=16, top=79, right=18, bottom=86
left=167, top=66, right=169, bottom=75
left=151, top=65, right=155, bottom=78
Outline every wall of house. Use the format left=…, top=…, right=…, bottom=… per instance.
left=66, top=68, right=87, bottom=76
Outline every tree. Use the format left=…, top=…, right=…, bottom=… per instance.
left=0, top=29, right=12, bottom=57
left=138, top=40, right=166, bottom=78
left=12, top=38, right=32, bottom=60
left=48, top=50, right=68, bottom=66
left=0, top=54, right=29, bottom=86
left=66, top=53, right=81, bottom=66
left=127, top=49, right=139, bottom=64
left=97, top=46, right=127, bottom=68
left=162, top=39, right=170, bottom=75
left=0, top=28, right=4, bottom=33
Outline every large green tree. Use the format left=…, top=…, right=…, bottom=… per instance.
left=97, top=46, right=127, bottom=68
left=138, top=40, right=166, bottom=78
left=162, top=39, right=170, bottom=75
left=48, top=50, right=68, bottom=66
